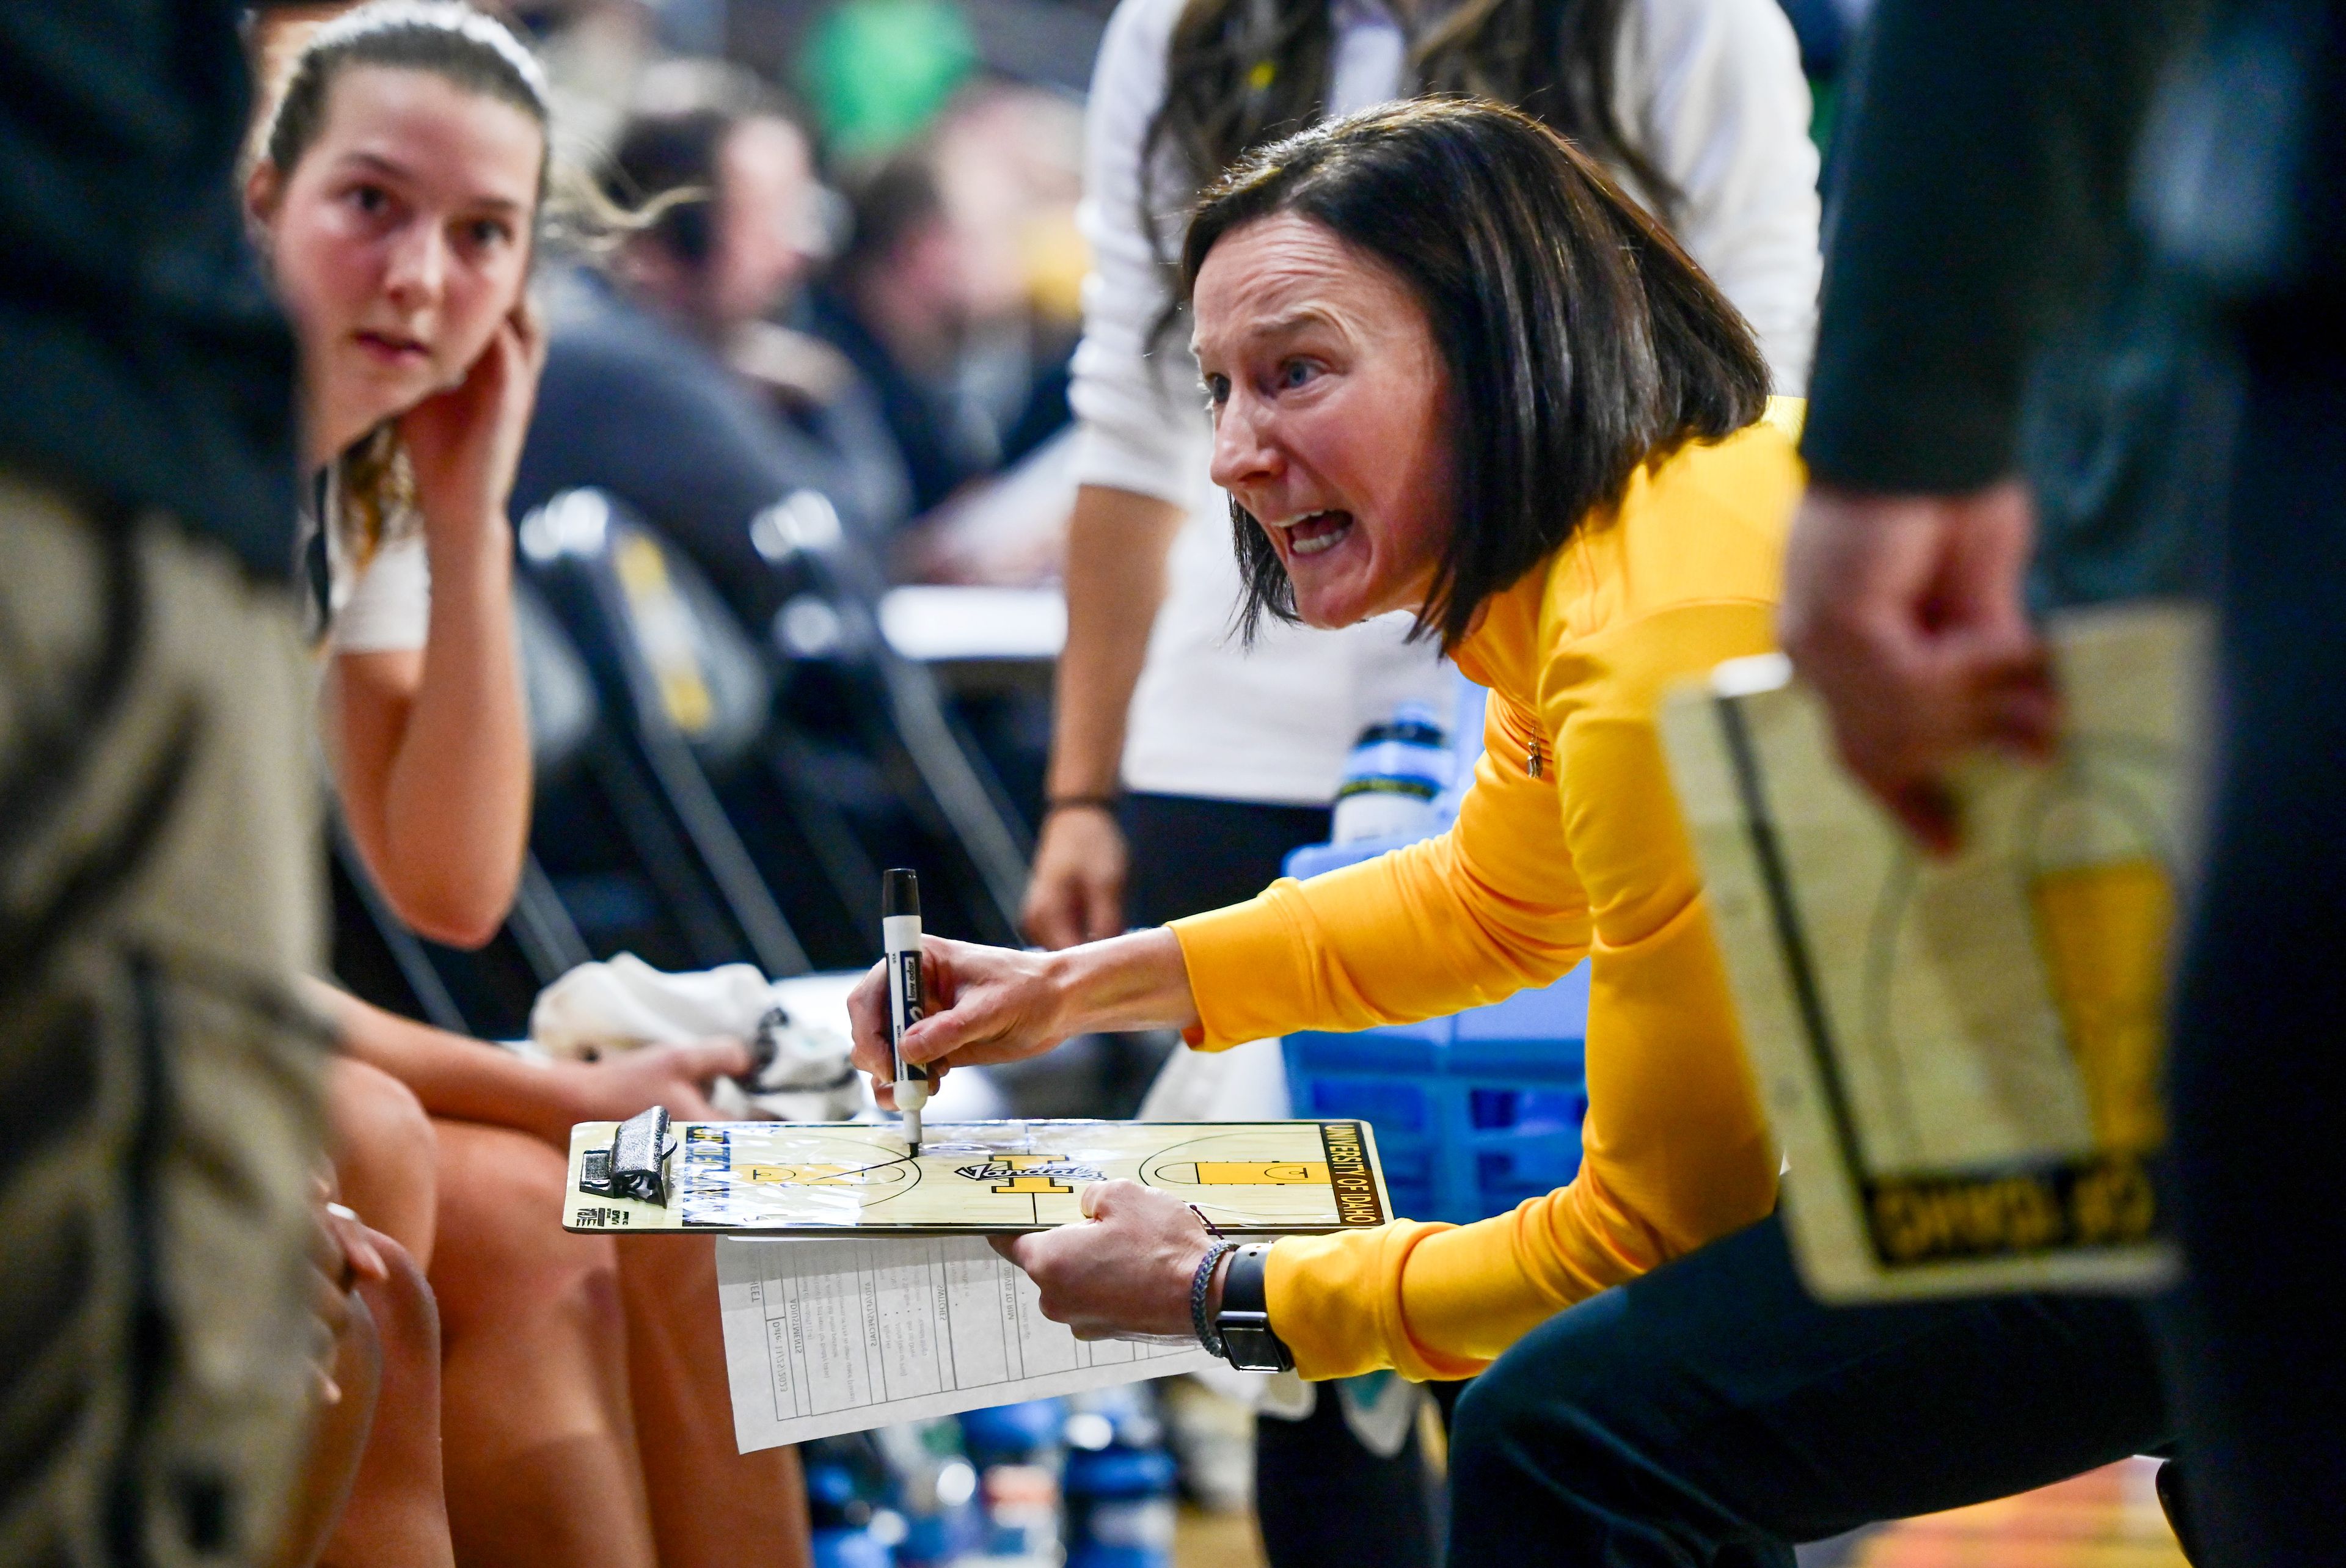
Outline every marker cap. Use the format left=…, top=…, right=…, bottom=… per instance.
left=882, top=867, right=921, bottom=919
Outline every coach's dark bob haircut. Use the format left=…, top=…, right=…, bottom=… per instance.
left=1180, top=98, right=1770, bottom=650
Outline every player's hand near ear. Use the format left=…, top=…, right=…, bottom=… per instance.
left=400, top=295, right=546, bottom=542
left=846, top=930, right=1203, bottom=1106
left=991, top=1180, right=1218, bottom=1341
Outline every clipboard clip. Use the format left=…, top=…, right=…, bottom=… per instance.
left=579, top=1104, right=677, bottom=1205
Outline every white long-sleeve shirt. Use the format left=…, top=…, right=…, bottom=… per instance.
left=1072, top=0, right=1821, bottom=805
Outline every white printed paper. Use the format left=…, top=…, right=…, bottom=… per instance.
left=716, top=1236, right=1219, bottom=1451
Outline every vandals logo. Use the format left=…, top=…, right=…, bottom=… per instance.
left=954, top=1154, right=1104, bottom=1194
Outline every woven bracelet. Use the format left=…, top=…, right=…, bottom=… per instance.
left=1190, top=1239, right=1235, bottom=1358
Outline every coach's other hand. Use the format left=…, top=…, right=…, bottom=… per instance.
left=992, top=1180, right=1217, bottom=1341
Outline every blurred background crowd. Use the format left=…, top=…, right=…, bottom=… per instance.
left=268, top=0, right=1858, bottom=1004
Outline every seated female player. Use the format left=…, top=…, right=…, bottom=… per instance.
left=248, top=7, right=806, bottom=1565
left=856, top=99, right=2174, bottom=1566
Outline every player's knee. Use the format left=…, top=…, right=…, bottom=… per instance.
left=331, top=1057, right=436, bottom=1191
left=495, top=1134, right=580, bottom=1242
left=440, top=1124, right=611, bottom=1277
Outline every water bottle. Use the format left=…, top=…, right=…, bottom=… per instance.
left=960, top=1399, right=1067, bottom=1563
left=1331, top=701, right=1453, bottom=845
left=805, top=1455, right=895, bottom=1568
left=1062, top=1387, right=1177, bottom=1568
left=869, top=1420, right=981, bottom=1567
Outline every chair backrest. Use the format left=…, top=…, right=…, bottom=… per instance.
left=518, top=489, right=811, bottom=977
left=523, top=488, right=774, bottom=769
left=514, top=575, right=599, bottom=781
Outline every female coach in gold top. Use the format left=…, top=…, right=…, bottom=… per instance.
left=849, top=93, right=1794, bottom=1379
left=850, top=96, right=2179, bottom=1568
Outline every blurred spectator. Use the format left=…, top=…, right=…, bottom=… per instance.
left=808, top=129, right=1078, bottom=522
left=514, top=92, right=910, bottom=614
left=807, top=156, right=992, bottom=516
left=929, top=84, right=1085, bottom=493
left=610, top=103, right=822, bottom=342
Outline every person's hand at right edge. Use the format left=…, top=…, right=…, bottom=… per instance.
left=1778, top=480, right=2061, bottom=854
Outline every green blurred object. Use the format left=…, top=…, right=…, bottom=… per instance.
left=802, top=0, right=978, bottom=159
left=1808, top=76, right=1840, bottom=161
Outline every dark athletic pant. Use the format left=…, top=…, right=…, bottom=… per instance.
left=2157, top=338, right=2346, bottom=1563
left=1445, top=1215, right=2169, bottom=1567
left=1125, top=793, right=1455, bottom=1568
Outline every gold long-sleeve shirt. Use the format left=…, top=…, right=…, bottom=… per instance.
left=1169, top=412, right=1802, bottom=1380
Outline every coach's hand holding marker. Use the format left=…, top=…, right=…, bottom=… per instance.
left=880, top=869, right=931, bottom=1153
left=846, top=924, right=1202, bottom=1100
left=843, top=911, right=1310, bottom=1360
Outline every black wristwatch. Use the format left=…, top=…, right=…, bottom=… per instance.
left=1211, top=1243, right=1295, bottom=1373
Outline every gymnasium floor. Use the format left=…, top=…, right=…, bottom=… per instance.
left=1172, top=1457, right=2191, bottom=1567
left=1806, top=1458, right=2190, bottom=1568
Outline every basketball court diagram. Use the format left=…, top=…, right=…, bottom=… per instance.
left=564, top=1119, right=1391, bottom=1235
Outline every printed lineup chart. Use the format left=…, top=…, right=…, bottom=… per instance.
left=565, top=1118, right=1392, bottom=1236
left=715, top=1236, right=1216, bottom=1451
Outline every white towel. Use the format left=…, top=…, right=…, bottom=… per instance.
left=529, top=954, right=868, bottom=1121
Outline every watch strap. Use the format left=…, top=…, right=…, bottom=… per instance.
left=1213, top=1243, right=1295, bottom=1373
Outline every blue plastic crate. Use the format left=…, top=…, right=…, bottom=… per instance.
left=1284, top=961, right=1587, bottom=1227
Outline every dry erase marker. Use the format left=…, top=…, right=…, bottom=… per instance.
left=882, top=869, right=930, bottom=1152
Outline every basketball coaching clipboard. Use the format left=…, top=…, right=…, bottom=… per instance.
left=563, top=1115, right=1393, bottom=1237
left=1661, top=602, right=2207, bottom=1302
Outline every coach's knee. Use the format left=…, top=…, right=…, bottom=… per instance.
left=1450, top=1300, right=1639, bottom=1498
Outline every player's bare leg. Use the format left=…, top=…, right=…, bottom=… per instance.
left=320, top=1238, right=456, bottom=1568
left=617, top=1236, right=813, bottom=1568
left=271, top=1288, right=382, bottom=1568
left=433, top=1121, right=656, bottom=1568
left=329, top=1056, right=441, bottom=1267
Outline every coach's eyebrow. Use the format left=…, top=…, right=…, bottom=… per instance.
left=1192, top=305, right=1339, bottom=361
